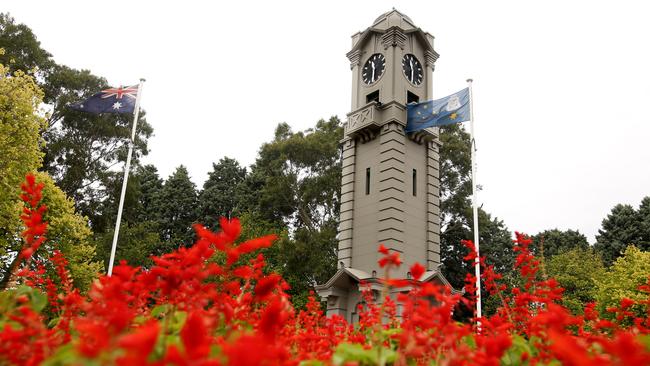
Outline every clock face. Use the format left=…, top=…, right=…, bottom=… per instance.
left=402, top=54, right=423, bottom=85
left=362, top=53, right=386, bottom=84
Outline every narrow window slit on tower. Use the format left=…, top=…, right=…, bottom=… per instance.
left=407, top=91, right=419, bottom=104
left=366, top=90, right=379, bottom=104
left=366, top=168, right=371, bottom=195
left=412, top=169, right=417, bottom=196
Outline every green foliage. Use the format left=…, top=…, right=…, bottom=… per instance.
left=531, top=229, right=589, bottom=258
left=443, top=208, right=513, bottom=289
left=332, top=343, right=396, bottom=366
left=546, top=248, right=605, bottom=314
left=1, top=171, right=102, bottom=291
left=243, top=117, right=343, bottom=306
left=0, top=13, right=53, bottom=76
left=595, top=199, right=650, bottom=266
left=157, top=166, right=198, bottom=252
left=0, top=61, right=46, bottom=258
left=135, top=164, right=164, bottom=223
left=42, top=66, right=153, bottom=217
left=33, top=172, right=102, bottom=291
left=88, top=164, right=164, bottom=269
left=93, top=221, right=160, bottom=270
left=198, top=157, right=247, bottom=229
left=0, top=13, right=153, bottom=223
left=594, top=246, right=650, bottom=318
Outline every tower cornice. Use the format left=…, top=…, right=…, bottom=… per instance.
left=380, top=27, right=407, bottom=49
left=346, top=49, right=362, bottom=69
left=424, top=49, right=440, bottom=70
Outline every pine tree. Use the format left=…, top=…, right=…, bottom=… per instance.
left=156, top=166, right=198, bottom=254
left=198, top=157, right=246, bottom=229
left=595, top=204, right=643, bottom=266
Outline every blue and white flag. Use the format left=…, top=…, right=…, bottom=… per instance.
left=68, top=85, right=139, bottom=114
left=406, top=88, right=470, bottom=132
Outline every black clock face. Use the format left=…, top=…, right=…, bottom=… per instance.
left=402, top=54, right=423, bottom=85
left=362, top=53, right=386, bottom=84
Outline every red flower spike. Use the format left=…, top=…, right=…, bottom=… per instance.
left=219, top=216, right=241, bottom=241
left=180, top=311, right=211, bottom=359
left=117, top=320, right=160, bottom=365
left=410, top=262, right=426, bottom=281
left=378, top=244, right=389, bottom=255
left=255, top=273, right=282, bottom=300
left=259, top=299, right=288, bottom=338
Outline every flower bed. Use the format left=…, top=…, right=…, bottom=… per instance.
left=1, top=174, right=649, bottom=365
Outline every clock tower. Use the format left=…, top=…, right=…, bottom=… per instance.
left=316, top=9, right=453, bottom=320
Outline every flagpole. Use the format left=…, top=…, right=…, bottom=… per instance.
left=467, top=78, right=482, bottom=325
left=107, top=78, right=145, bottom=276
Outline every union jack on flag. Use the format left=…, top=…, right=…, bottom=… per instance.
left=69, top=84, right=140, bottom=114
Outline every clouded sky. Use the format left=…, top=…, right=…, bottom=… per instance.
left=5, top=1, right=650, bottom=242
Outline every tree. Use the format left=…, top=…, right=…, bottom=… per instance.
left=0, top=13, right=53, bottom=77
left=0, top=14, right=153, bottom=221
left=637, top=197, right=650, bottom=248
left=244, top=117, right=343, bottom=304
left=595, top=202, right=646, bottom=266
left=0, top=59, right=46, bottom=268
left=93, top=222, right=160, bottom=270
left=251, top=118, right=342, bottom=230
left=546, top=248, right=605, bottom=315
left=442, top=208, right=513, bottom=289
left=594, top=246, right=650, bottom=319
left=156, top=166, right=198, bottom=253
left=32, top=172, right=103, bottom=291
left=1, top=172, right=102, bottom=291
left=91, top=164, right=163, bottom=270
left=41, top=66, right=153, bottom=219
left=531, top=229, right=589, bottom=258
left=135, top=164, right=164, bottom=224
left=198, top=157, right=247, bottom=229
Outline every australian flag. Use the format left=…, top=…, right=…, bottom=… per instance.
left=406, top=88, right=470, bottom=133
left=68, top=85, right=139, bottom=114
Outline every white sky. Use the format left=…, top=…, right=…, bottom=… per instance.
left=5, top=1, right=650, bottom=243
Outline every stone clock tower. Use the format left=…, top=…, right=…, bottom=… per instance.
left=316, top=10, right=453, bottom=320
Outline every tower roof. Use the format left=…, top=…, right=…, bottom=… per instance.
left=371, top=8, right=417, bottom=31
left=349, top=9, right=436, bottom=56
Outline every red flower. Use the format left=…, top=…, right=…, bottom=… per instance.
left=410, top=262, right=426, bottom=281
left=255, top=273, right=282, bottom=300
left=180, top=311, right=211, bottom=359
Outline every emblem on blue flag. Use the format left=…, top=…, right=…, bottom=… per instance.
left=69, top=85, right=139, bottom=114
left=406, top=87, right=470, bottom=133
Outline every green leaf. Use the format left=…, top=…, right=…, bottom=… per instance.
left=16, top=285, right=48, bottom=313
left=299, top=361, right=326, bottom=366
left=501, top=335, right=536, bottom=366
left=169, top=311, right=187, bottom=333
left=332, top=343, right=377, bottom=365
left=48, top=317, right=60, bottom=328
left=332, top=343, right=395, bottom=366
left=151, top=304, right=170, bottom=318
left=638, top=334, right=650, bottom=351
left=41, top=343, right=76, bottom=366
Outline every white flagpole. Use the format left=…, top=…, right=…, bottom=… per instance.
left=467, top=78, right=482, bottom=324
left=107, top=78, right=145, bottom=276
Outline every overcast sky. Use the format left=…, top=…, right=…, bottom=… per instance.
left=5, top=1, right=650, bottom=243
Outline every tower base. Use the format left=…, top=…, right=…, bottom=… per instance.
left=315, top=267, right=458, bottom=322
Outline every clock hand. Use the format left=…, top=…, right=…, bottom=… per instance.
left=410, top=59, right=414, bottom=81
left=371, top=62, right=376, bottom=82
